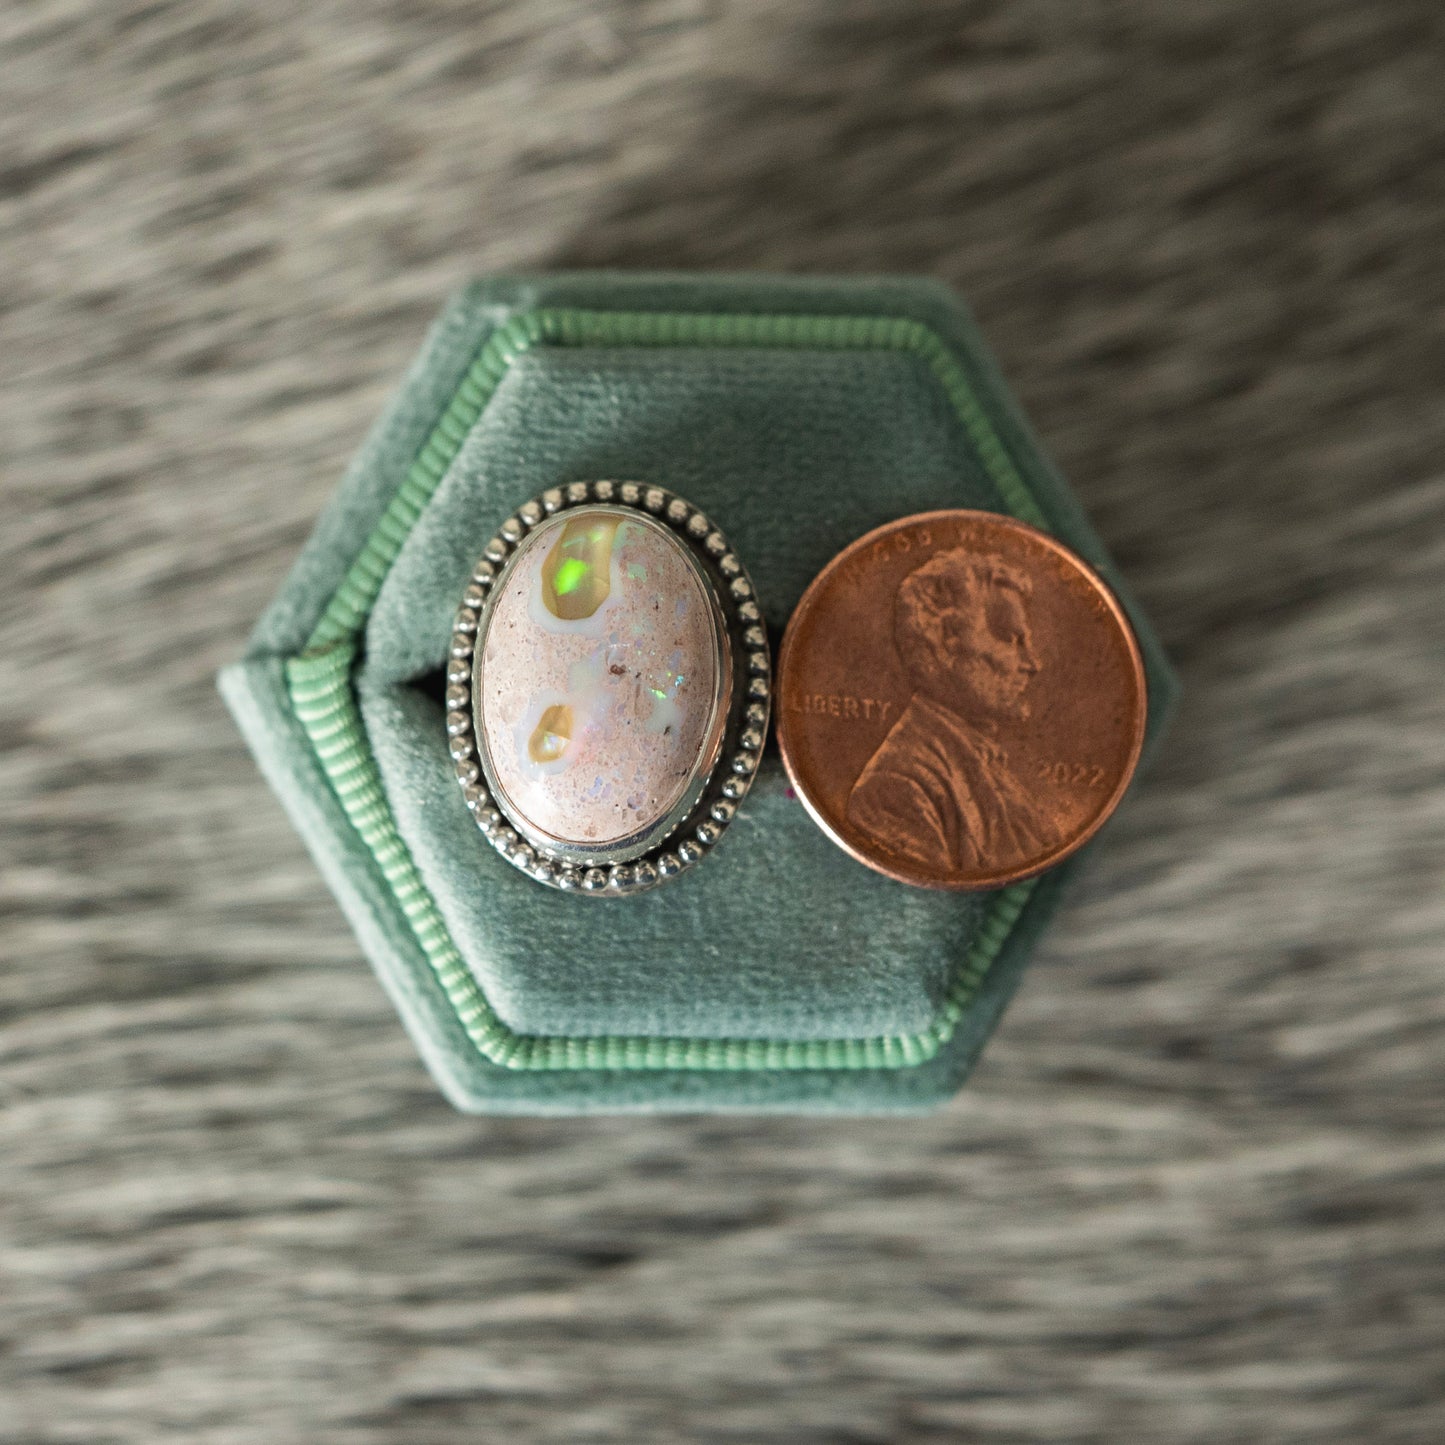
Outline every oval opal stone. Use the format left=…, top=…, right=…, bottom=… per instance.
left=476, top=506, right=727, bottom=854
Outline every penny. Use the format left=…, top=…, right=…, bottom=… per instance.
left=776, top=510, right=1147, bottom=891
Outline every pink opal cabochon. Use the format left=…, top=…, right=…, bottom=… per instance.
left=474, top=506, right=731, bottom=863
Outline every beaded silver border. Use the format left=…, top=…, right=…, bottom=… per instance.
left=445, top=481, right=770, bottom=896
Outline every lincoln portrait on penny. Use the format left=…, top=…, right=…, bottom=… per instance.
left=846, top=546, right=1053, bottom=876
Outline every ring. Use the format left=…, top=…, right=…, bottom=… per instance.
left=446, top=480, right=770, bottom=895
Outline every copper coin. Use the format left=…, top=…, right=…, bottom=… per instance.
left=777, top=510, right=1147, bottom=891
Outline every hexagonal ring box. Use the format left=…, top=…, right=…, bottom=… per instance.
left=219, top=274, right=1177, bottom=1114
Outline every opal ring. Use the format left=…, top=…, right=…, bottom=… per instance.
left=446, top=481, right=770, bottom=895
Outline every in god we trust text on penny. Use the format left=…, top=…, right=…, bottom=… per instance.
left=776, top=510, right=1147, bottom=891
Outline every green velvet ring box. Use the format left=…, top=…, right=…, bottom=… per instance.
left=219, top=273, right=1177, bottom=1114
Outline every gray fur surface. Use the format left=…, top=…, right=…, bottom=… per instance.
left=2, top=2, right=1443, bottom=1440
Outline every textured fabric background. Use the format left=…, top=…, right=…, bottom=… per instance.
left=3, top=2, right=1442, bottom=1441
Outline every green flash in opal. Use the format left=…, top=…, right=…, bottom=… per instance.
left=541, top=515, right=621, bottom=620
left=553, top=558, right=589, bottom=595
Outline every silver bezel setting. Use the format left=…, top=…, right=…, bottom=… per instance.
left=445, top=481, right=770, bottom=896
left=476, top=505, right=735, bottom=870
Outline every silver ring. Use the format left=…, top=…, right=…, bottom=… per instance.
left=446, top=481, right=769, bottom=895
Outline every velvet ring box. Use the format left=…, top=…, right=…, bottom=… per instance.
left=219, top=273, right=1178, bottom=1114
